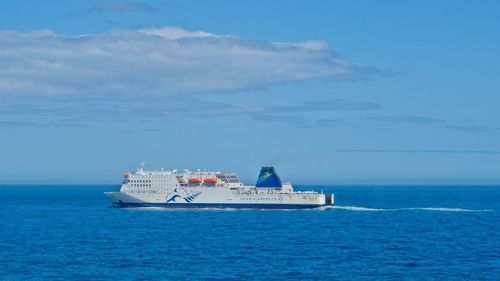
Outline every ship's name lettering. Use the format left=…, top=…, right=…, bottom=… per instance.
left=239, top=197, right=283, bottom=201
left=127, top=189, right=160, bottom=194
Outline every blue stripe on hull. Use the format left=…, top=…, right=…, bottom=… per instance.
left=114, top=202, right=324, bottom=209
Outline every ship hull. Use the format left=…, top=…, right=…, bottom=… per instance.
left=113, top=202, right=324, bottom=209
left=105, top=191, right=331, bottom=209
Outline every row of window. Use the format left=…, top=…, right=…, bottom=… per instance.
left=129, top=184, right=152, bottom=187
left=129, top=180, right=152, bottom=183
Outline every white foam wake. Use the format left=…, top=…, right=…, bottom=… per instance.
left=330, top=205, right=387, bottom=211
left=397, top=207, right=493, bottom=212
left=329, top=206, right=493, bottom=212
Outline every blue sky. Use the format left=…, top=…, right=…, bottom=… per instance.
left=1, top=1, right=499, bottom=184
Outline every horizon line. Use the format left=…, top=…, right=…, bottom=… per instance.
left=1, top=182, right=500, bottom=186
left=330, top=149, right=500, bottom=154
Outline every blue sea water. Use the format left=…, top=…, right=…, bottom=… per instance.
left=0, top=185, right=499, bottom=280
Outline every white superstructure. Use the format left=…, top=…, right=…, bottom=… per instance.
left=105, top=163, right=334, bottom=209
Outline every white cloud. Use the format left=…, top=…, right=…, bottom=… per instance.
left=0, top=26, right=366, bottom=97
left=138, top=27, right=216, bottom=39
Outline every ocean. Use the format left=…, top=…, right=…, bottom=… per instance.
left=0, top=185, right=499, bottom=280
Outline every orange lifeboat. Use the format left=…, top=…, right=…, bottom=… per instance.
left=177, top=178, right=185, bottom=183
left=204, top=177, right=218, bottom=184
left=123, top=173, right=129, bottom=178
left=188, top=177, right=202, bottom=184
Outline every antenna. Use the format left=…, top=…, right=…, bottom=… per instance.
left=139, top=162, right=145, bottom=171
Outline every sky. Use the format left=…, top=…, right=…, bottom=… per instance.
left=1, top=0, right=499, bottom=184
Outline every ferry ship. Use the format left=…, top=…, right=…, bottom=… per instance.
left=105, top=163, right=334, bottom=209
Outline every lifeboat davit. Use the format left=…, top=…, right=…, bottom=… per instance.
left=188, top=177, right=202, bottom=184
left=203, top=177, right=218, bottom=184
